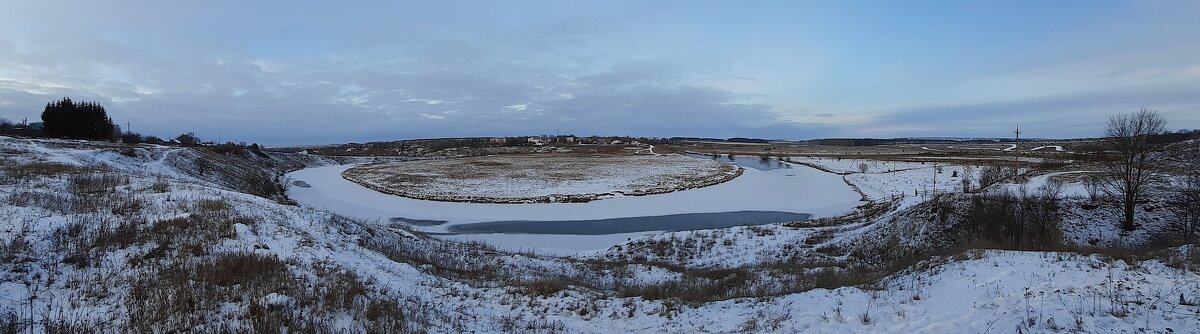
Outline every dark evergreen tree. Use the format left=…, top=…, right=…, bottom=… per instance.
left=40, top=97, right=115, bottom=140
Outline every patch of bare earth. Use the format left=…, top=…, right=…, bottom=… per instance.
left=342, top=153, right=742, bottom=203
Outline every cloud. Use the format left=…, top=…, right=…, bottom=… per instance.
left=863, top=83, right=1200, bottom=138
left=0, top=2, right=1198, bottom=144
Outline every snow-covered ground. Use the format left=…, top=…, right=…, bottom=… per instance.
left=2, top=136, right=1198, bottom=333
left=791, top=156, right=983, bottom=205
left=342, top=154, right=739, bottom=203
left=288, top=161, right=861, bottom=255
left=599, top=155, right=1189, bottom=269
left=643, top=249, right=1200, bottom=333
left=1032, top=145, right=1066, bottom=151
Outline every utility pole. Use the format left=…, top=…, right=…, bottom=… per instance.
left=932, top=164, right=938, bottom=197
left=1013, top=124, right=1022, bottom=176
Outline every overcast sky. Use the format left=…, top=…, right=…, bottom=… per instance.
left=2, top=1, right=1199, bottom=145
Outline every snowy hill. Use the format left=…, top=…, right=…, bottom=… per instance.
left=0, top=136, right=1197, bottom=333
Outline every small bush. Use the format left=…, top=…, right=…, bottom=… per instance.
left=211, top=142, right=246, bottom=155
left=978, top=165, right=1014, bottom=190
left=0, top=311, right=16, bottom=334
left=194, top=252, right=292, bottom=287
left=516, top=277, right=569, bottom=296
left=195, top=198, right=230, bottom=212
left=962, top=191, right=1063, bottom=250
left=149, top=176, right=169, bottom=193
left=69, top=172, right=127, bottom=194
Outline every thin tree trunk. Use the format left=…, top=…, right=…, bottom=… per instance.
left=1123, top=199, right=1136, bottom=231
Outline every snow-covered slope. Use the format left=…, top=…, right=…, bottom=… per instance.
left=1, top=136, right=1196, bottom=333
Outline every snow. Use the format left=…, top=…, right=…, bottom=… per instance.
left=287, top=161, right=862, bottom=254
left=790, top=157, right=982, bottom=202
left=3, top=136, right=1198, bottom=333
left=1031, top=145, right=1066, bottom=152
left=640, top=250, right=1200, bottom=333
left=441, top=231, right=654, bottom=255
left=342, top=154, right=737, bottom=203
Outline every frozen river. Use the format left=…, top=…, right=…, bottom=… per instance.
left=285, top=156, right=860, bottom=255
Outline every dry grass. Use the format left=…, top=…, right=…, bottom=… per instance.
left=342, top=153, right=740, bottom=203
left=0, top=161, right=94, bottom=180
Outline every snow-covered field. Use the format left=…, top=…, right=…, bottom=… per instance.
left=288, top=160, right=861, bottom=255
left=790, top=156, right=984, bottom=206
left=342, top=153, right=740, bottom=203
left=3, top=136, right=1198, bottom=333
left=653, top=249, right=1200, bottom=333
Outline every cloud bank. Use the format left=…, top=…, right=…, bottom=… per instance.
left=1, top=1, right=1197, bottom=144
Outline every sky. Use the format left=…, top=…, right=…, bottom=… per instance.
left=1, top=1, right=1199, bottom=145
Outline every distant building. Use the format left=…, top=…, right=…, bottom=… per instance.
left=28, top=122, right=44, bottom=130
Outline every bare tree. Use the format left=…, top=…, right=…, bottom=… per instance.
left=857, top=162, right=869, bottom=174
left=1036, top=178, right=1065, bottom=201
left=1083, top=175, right=1103, bottom=202
left=978, top=165, right=1010, bottom=190
left=1175, top=140, right=1200, bottom=242
left=961, top=166, right=974, bottom=192
left=1102, top=109, right=1166, bottom=231
left=1178, top=171, right=1200, bottom=243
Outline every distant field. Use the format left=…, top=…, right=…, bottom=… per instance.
left=342, top=153, right=742, bottom=203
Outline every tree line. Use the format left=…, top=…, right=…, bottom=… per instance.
left=0, top=97, right=262, bottom=152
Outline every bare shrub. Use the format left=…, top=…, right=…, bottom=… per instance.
left=0, top=235, right=32, bottom=263
left=42, top=315, right=101, bottom=334
left=961, top=166, right=975, bottom=192
left=1084, top=175, right=1104, bottom=202
left=961, top=191, right=1063, bottom=250
left=126, top=246, right=422, bottom=333
left=312, top=264, right=369, bottom=310
left=245, top=173, right=287, bottom=200
left=68, top=173, right=127, bottom=194
left=363, top=298, right=409, bottom=332
left=859, top=301, right=872, bottom=324
left=6, top=190, right=72, bottom=213
left=0, top=311, right=16, bottom=334
left=196, top=252, right=291, bottom=287
left=515, top=277, right=570, bottom=296
left=149, top=176, right=169, bottom=193
left=109, top=194, right=144, bottom=217
left=978, top=165, right=1013, bottom=190
left=127, top=252, right=297, bottom=332
left=210, top=142, right=246, bottom=155
left=195, top=198, right=230, bottom=212
left=1176, top=171, right=1200, bottom=243
left=93, top=219, right=142, bottom=251
left=2, top=162, right=91, bottom=179
left=147, top=200, right=242, bottom=252
left=1036, top=178, right=1065, bottom=200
